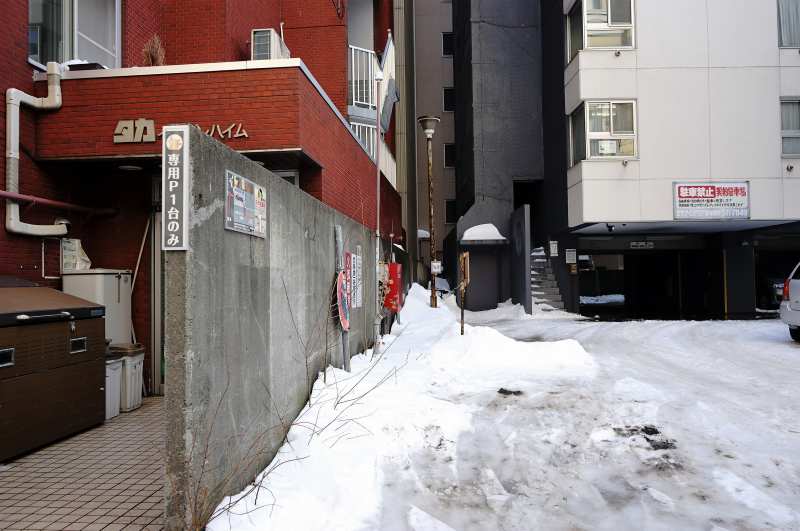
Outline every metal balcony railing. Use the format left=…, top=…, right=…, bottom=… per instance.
left=348, top=45, right=376, bottom=109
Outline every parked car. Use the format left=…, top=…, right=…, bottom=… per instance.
left=780, top=261, right=800, bottom=342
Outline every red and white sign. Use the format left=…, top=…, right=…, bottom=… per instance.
left=673, top=182, right=749, bottom=220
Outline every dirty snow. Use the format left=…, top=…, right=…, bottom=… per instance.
left=211, top=287, right=800, bottom=531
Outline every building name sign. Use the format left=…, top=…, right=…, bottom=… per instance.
left=161, top=126, right=190, bottom=251
left=115, top=119, right=249, bottom=144
left=673, top=181, right=750, bottom=221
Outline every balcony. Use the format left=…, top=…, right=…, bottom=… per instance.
left=348, top=45, right=377, bottom=112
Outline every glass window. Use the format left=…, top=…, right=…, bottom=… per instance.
left=570, top=104, right=586, bottom=166
left=28, top=0, right=120, bottom=68
left=583, top=100, right=637, bottom=159
left=585, top=0, right=633, bottom=48
left=781, top=101, right=800, bottom=155
left=445, top=200, right=458, bottom=224
left=567, top=1, right=583, bottom=62
left=442, top=32, right=454, bottom=56
left=443, top=87, right=455, bottom=112
left=444, top=143, right=456, bottom=168
left=779, top=0, right=800, bottom=47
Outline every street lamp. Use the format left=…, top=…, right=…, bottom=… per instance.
left=417, top=115, right=440, bottom=308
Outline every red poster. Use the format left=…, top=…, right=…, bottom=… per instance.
left=383, top=263, right=403, bottom=312
left=336, top=270, right=350, bottom=331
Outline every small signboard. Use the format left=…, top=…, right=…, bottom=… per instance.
left=162, top=126, right=190, bottom=251
left=224, top=170, right=267, bottom=238
left=431, top=260, right=443, bottom=275
left=673, top=181, right=749, bottom=220
left=351, top=248, right=363, bottom=309
left=630, top=241, right=655, bottom=250
left=549, top=240, right=559, bottom=257
left=336, top=270, right=350, bottom=331
left=565, top=249, right=577, bottom=264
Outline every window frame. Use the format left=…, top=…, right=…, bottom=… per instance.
left=442, top=87, right=455, bottom=113
left=570, top=100, right=637, bottom=165
left=583, top=0, right=635, bottom=51
left=565, top=1, right=584, bottom=64
left=779, top=0, right=800, bottom=49
left=28, top=0, right=122, bottom=70
left=781, top=99, right=800, bottom=158
left=442, top=32, right=454, bottom=57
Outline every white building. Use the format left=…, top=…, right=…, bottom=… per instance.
left=549, top=0, right=800, bottom=317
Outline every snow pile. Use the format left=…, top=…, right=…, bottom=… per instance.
left=461, top=223, right=506, bottom=242
left=209, top=284, right=595, bottom=531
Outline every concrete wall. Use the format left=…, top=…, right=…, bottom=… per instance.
left=455, top=0, right=544, bottom=241
left=164, top=127, right=377, bottom=529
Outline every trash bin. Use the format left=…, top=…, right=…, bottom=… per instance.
left=105, top=357, right=123, bottom=420
left=110, top=343, right=145, bottom=412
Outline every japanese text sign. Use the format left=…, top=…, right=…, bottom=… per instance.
left=162, top=126, right=190, bottom=251
left=674, top=182, right=749, bottom=220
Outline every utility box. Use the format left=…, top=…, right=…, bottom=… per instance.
left=63, top=269, right=132, bottom=344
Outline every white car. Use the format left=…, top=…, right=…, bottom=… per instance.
left=780, top=261, right=800, bottom=342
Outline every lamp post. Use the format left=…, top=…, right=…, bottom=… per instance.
left=417, top=115, right=440, bottom=308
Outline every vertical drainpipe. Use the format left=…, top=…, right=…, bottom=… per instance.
left=6, top=62, right=67, bottom=237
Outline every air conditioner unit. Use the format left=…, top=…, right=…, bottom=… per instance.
left=251, top=28, right=291, bottom=60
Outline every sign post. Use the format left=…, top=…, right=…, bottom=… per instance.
left=459, top=252, right=470, bottom=335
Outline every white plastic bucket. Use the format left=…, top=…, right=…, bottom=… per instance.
left=105, top=358, right=123, bottom=420
left=120, top=352, right=144, bottom=412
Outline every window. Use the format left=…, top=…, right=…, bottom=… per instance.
left=442, top=32, right=454, bottom=56
left=445, top=200, right=458, bottom=224
left=781, top=101, right=800, bottom=155
left=444, top=143, right=456, bottom=168
left=443, top=87, right=455, bottom=112
left=585, top=0, right=634, bottom=48
left=779, top=0, right=800, bottom=47
left=570, top=101, right=636, bottom=165
left=28, top=0, right=121, bottom=68
left=566, top=1, right=584, bottom=62
left=351, top=122, right=377, bottom=159
left=569, top=104, right=586, bottom=166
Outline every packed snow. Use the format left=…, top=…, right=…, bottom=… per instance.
left=580, top=294, right=625, bottom=305
left=210, top=287, right=800, bottom=531
left=460, top=223, right=507, bottom=242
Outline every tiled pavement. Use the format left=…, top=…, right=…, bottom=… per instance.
left=0, top=397, right=164, bottom=530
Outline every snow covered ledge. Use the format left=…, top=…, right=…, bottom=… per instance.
left=460, top=223, right=508, bottom=246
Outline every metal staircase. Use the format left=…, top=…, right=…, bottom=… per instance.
left=531, top=247, right=565, bottom=310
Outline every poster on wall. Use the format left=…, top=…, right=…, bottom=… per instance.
left=336, top=270, right=350, bottom=331
left=224, top=170, right=267, bottom=238
left=673, top=182, right=749, bottom=220
left=351, top=248, right=363, bottom=309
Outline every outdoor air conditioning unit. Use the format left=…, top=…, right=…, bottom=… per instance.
left=251, top=28, right=291, bottom=60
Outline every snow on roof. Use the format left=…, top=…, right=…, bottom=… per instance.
left=417, top=229, right=430, bottom=239
left=461, top=223, right=507, bottom=242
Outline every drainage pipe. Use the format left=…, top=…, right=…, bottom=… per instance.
left=6, top=62, right=67, bottom=236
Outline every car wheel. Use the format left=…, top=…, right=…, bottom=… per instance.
left=791, top=327, right=800, bottom=343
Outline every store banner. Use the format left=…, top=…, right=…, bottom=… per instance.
left=383, top=263, right=403, bottom=313
left=673, top=182, right=749, bottom=220
left=162, top=126, right=190, bottom=251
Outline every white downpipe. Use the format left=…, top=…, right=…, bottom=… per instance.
left=6, top=62, right=67, bottom=237
left=373, top=73, right=383, bottom=354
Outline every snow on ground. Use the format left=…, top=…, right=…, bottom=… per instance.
left=211, top=288, right=800, bottom=531
left=209, top=285, right=594, bottom=531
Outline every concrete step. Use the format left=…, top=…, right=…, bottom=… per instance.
left=532, top=286, right=562, bottom=296
left=532, top=279, right=559, bottom=288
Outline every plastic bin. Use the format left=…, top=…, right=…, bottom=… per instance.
left=110, top=343, right=145, bottom=412
left=105, top=358, right=123, bottom=420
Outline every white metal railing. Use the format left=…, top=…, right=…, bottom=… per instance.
left=348, top=45, right=376, bottom=109
left=351, top=122, right=377, bottom=158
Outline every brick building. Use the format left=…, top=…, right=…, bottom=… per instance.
left=1, top=0, right=406, bottom=394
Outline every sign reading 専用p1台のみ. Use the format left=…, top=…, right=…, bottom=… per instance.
left=224, top=170, right=267, bottom=238
left=162, top=126, right=190, bottom=251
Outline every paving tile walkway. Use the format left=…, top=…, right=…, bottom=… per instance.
left=0, top=397, right=164, bottom=530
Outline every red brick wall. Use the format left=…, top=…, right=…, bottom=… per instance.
left=281, top=0, right=349, bottom=116
left=373, top=0, right=394, bottom=54
left=122, top=0, right=163, bottom=67
left=225, top=0, right=282, bottom=62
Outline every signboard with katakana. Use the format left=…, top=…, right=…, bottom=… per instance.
left=162, top=126, right=190, bottom=251
left=673, top=182, right=750, bottom=220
